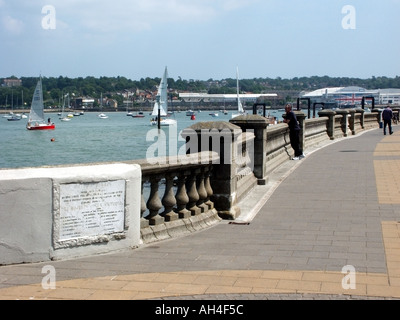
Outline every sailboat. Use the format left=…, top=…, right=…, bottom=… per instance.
left=132, top=110, right=145, bottom=118
left=150, top=67, right=177, bottom=126
left=126, top=101, right=133, bottom=117
left=7, top=90, right=21, bottom=121
left=20, top=91, right=28, bottom=118
left=98, top=93, right=108, bottom=119
left=231, top=67, right=246, bottom=119
left=7, top=114, right=21, bottom=121
left=26, top=78, right=55, bottom=130
left=7, top=113, right=21, bottom=121
left=59, top=93, right=71, bottom=122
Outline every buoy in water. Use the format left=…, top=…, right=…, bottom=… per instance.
left=191, top=115, right=196, bottom=120
left=51, top=138, right=55, bottom=142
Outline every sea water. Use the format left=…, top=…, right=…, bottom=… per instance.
left=0, top=110, right=285, bottom=169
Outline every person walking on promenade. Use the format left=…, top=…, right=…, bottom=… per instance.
left=283, top=103, right=304, bottom=160
left=382, top=105, right=393, bottom=136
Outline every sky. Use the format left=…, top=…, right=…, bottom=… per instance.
left=0, top=0, right=399, bottom=81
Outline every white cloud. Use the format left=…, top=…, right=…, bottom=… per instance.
left=0, top=0, right=258, bottom=37
left=218, top=0, right=260, bottom=11
left=44, top=0, right=212, bottom=33
left=40, top=0, right=258, bottom=34
left=2, top=15, right=24, bottom=35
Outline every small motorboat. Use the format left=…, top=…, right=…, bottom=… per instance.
left=98, top=113, right=109, bottom=119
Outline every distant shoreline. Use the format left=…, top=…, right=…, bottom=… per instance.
left=0, top=104, right=394, bottom=116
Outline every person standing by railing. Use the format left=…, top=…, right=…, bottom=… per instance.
left=382, top=105, right=393, bottom=136
left=283, top=103, right=305, bottom=160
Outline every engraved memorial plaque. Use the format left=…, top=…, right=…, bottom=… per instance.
left=58, top=180, right=125, bottom=241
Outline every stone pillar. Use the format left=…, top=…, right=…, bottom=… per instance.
left=181, top=122, right=242, bottom=220
left=318, top=109, right=336, bottom=140
left=372, top=108, right=383, bottom=128
left=393, top=108, right=400, bottom=123
left=348, top=109, right=356, bottom=135
left=335, top=109, right=350, bottom=137
left=356, top=109, right=365, bottom=129
left=295, top=111, right=306, bottom=154
left=230, top=115, right=268, bottom=185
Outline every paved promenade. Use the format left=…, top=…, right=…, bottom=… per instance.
left=1, top=125, right=400, bottom=301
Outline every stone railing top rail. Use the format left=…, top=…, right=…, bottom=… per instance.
left=126, top=151, right=220, bottom=174
left=184, top=121, right=240, bottom=131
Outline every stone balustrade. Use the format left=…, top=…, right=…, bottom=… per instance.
left=0, top=107, right=382, bottom=264
left=128, top=152, right=221, bottom=244
left=181, top=122, right=257, bottom=220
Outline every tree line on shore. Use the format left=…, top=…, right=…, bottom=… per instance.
left=1, top=75, right=399, bottom=109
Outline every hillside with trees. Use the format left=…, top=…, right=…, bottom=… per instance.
left=1, top=75, right=399, bottom=109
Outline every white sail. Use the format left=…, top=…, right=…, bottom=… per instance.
left=151, top=67, right=168, bottom=117
left=232, top=67, right=245, bottom=119
left=29, top=78, right=45, bottom=123
left=236, top=67, right=244, bottom=114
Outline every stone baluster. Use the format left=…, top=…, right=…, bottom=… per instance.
left=196, top=168, right=209, bottom=213
left=204, top=166, right=214, bottom=210
left=175, top=172, right=191, bottom=219
left=146, top=176, right=165, bottom=225
left=186, top=169, right=201, bottom=216
left=140, top=180, right=149, bottom=228
left=161, top=174, right=178, bottom=222
left=296, top=111, right=306, bottom=154
left=348, top=109, right=356, bottom=135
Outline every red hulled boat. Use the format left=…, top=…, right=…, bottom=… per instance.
left=26, top=122, right=55, bottom=130
left=26, top=77, right=56, bottom=131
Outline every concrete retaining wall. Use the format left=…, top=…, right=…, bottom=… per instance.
left=0, top=163, right=141, bottom=265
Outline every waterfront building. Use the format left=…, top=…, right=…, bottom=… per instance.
left=301, top=86, right=400, bottom=107
left=2, top=78, right=22, bottom=87
left=378, top=89, right=400, bottom=105
left=179, top=93, right=278, bottom=104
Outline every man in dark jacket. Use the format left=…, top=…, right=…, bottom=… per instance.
left=382, top=105, right=393, bottom=136
left=283, top=103, right=304, bottom=160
